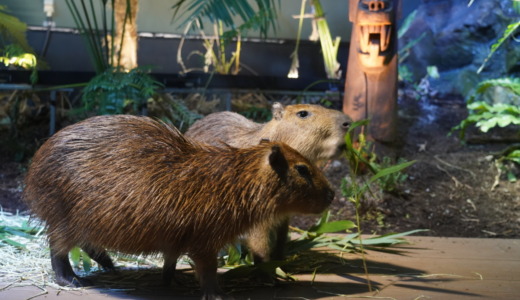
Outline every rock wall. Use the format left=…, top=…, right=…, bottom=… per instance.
left=400, top=0, right=519, bottom=97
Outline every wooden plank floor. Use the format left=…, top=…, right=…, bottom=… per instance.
left=1, top=236, right=519, bottom=299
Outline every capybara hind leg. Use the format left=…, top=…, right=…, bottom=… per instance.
left=82, top=245, right=115, bottom=271
left=270, top=217, right=290, bottom=261
left=191, top=254, right=224, bottom=300
left=162, top=252, right=180, bottom=286
left=50, top=248, right=91, bottom=287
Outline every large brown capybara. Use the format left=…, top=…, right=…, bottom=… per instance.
left=186, top=102, right=351, bottom=263
left=23, top=114, right=334, bottom=300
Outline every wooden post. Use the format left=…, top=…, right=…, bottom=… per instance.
left=343, top=0, right=401, bottom=143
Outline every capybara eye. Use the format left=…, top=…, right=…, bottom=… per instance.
left=296, top=110, right=310, bottom=119
left=295, top=164, right=311, bottom=178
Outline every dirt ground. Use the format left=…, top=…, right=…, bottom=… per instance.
left=318, top=92, right=520, bottom=239
left=1, top=90, right=519, bottom=239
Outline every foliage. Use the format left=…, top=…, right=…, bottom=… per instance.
left=149, top=93, right=203, bottom=132
left=342, top=120, right=418, bottom=290
left=456, top=102, right=520, bottom=135
left=81, top=67, right=163, bottom=115
left=65, top=0, right=134, bottom=73
left=452, top=78, right=520, bottom=139
left=311, top=0, right=341, bottom=80
left=171, top=0, right=279, bottom=39
left=0, top=44, right=38, bottom=84
left=288, top=0, right=341, bottom=79
left=0, top=6, right=38, bottom=84
left=343, top=120, right=416, bottom=194
left=177, top=19, right=242, bottom=75
left=239, top=106, right=271, bottom=122
left=495, top=147, right=520, bottom=183
left=221, top=120, right=419, bottom=286
left=397, top=8, right=426, bottom=65
left=471, top=0, right=520, bottom=73
left=343, top=120, right=415, bottom=193
left=70, top=247, right=92, bottom=273
left=220, top=210, right=423, bottom=282
left=0, top=5, right=33, bottom=53
left=0, top=214, right=41, bottom=250
left=398, top=9, right=417, bottom=39
left=173, top=0, right=278, bottom=77
left=201, top=21, right=241, bottom=75
left=287, top=0, right=306, bottom=79
left=478, top=21, right=519, bottom=74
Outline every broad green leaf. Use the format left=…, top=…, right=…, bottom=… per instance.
left=398, top=9, right=417, bottom=38
left=70, top=247, right=82, bottom=268
left=0, top=234, right=27, bottom=249
left=2, top=226, right=36, bottom=239
left=369, top=160, right=416, bottom=184
left=327, top=243, right=355, bottom=252
left=313, top=220, right=356, bottom=234
left=225, top=244, right=242, bottom=266
left=83, top=253, right=92, bottom=273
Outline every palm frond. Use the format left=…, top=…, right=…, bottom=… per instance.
left=0, top=6, right=34, bottom=53
left=172, top=0, right=279, bottom=38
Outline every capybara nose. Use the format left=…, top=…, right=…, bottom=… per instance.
left=342, top=121, right=351, bottom=130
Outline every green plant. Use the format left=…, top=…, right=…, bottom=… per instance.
left=342, top=120, right=417, bottom=290
left=220, top=210, right=423, bottom=283
left=0, top=44, right=38, bottom=84
left=311, top=0, right=341, bottom=80
left=452, top=78, right=520, bottom=139
left=0, top=6, right=39, bottom=84
left=0, top=5, right=34, bottom=53
left=148, top=93, right=203, bottom=132
left=239, top=106, right=272, bottom=122
left=219, top=121, right=419, bottom=287
left=65, top=0, right=133, bottom=73
left=0, top=213, right=41, bottom=250
left=172, top=0, right=279, bottom=39
left=70, top=247, right=93, bottom=273
left=472, top=0, right=520, bottom=74
left=200, top=21, right=242, bottom=75
left=288, top=0, right=341, bottom=79
left=81, top=67, right=163, bottom=115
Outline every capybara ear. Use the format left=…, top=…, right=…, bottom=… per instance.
left=272, top=102, right=284, bottom=120
left=268, top=145, right=288, bottom=177
left=259, top=138, right=271, bottom=144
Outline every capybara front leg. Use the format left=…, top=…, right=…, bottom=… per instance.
left=246, top=223, right=272, bottom=264
left=50, top=248, right=90, bottom=287
left=162, top=252, right=180, bottom=286
left=270, top=217, right=290, bottom=261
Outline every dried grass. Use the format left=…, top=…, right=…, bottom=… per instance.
left=0, top=211, right=193, bottom=295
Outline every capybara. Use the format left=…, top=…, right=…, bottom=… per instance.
left=23, top=115, right=334, bottom=299
left=186, top=103, right=351, bottom=263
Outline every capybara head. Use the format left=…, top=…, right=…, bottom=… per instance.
left=263, top=103, right=352, bottom=163
left=260, top=141, right=335, bottom=215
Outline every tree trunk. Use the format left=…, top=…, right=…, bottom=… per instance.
left=113, top=0, right=138, bottom=70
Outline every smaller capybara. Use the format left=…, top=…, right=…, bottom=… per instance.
left=186, top=103, right=351, bottom=263
left=23, top=115, right=334, bottom=300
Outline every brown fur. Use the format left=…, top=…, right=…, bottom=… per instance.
left=23, top=115, right=333, bottom=299
left=186, top=103, right=351, bottom=263
left=186, top=103, right=352, bottom=164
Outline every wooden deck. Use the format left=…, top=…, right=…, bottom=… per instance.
left=1, top=236, right=519, bottom=299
